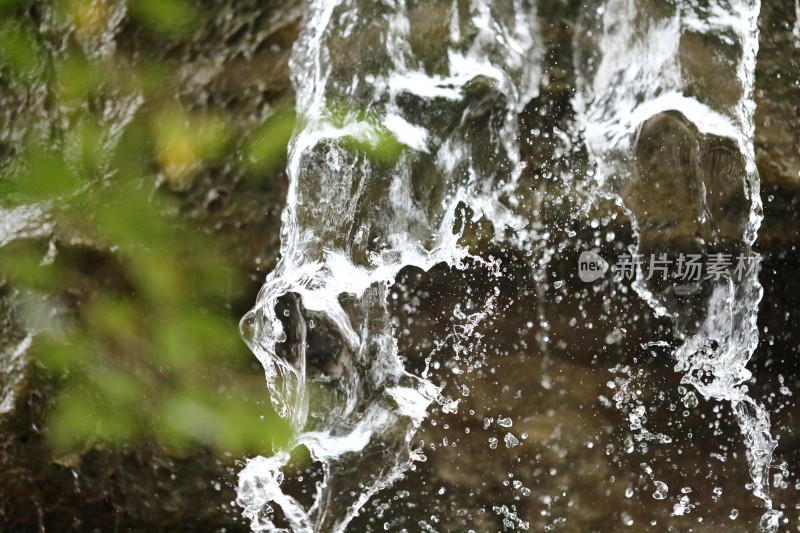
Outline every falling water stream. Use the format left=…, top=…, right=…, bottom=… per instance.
left=0, top=0, right=792, bottom=531
left=237, top=1, right=541, bottom=530
left=575, top=0, right=780, bottom=530
left=237, top=0, right=783, bottom=532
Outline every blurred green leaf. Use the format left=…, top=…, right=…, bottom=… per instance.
left=160, top=394, right=222, bottom=451
left=154, top=311, right=238, bottom=368
left=244, top=106, right=296, bottom=174
left=37, top=337, right=88, bottom=372
left=55, top=52, right=106, bottom=105
left=0, top=22, right=44, bottom=80
left=327, top=103, right=405, bottom=165
left=159, top=388, right=289, bottom=454
left=83, top=296, right=139, bottom=340
left=48, top=374, right=147, bottom=452
left=95, top=184, right=171, bottom=248
left=154, top=107, right=230, bottom=188
left=129, top=0, right=197, bottom=38
left=0, top=244, right=58, bottom=291
left=13, top=149, right=82, bottom=202
left=130, top=60, right=175, bottom=98
left=340, top=127, right=404, bottom=165
left=69, top=118, right=107, bottom=179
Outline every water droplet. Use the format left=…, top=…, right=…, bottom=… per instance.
left=652, top=481, right=668, bottom=500
left=622, top=512, right=634, bottom=526
left=497, top=417, right=513, bottom=428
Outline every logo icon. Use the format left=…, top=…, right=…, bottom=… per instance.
left=578, top=250, right=609, bottom=282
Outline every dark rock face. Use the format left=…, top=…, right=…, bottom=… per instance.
left=755, top=2, right=800, bottom=249
left=629, top=111, right=750, bottom=252
left=1, top=415, right=249, bottom=532
left=1, top=0, right=800, bottom=531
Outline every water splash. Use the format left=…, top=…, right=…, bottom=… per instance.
left=574, top=0, right=780, bottom=529
left=237, top=1, right=541, bottom=530
left=794, top=0, right=800, bottom=46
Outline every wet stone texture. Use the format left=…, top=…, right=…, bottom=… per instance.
left=1, top=0, right=800, bottom=531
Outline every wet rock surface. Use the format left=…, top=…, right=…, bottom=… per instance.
left=1, top=0, right=800, bottom=531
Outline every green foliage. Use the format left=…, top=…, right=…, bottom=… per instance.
left=0, top=0, right=293, bottom=457
left=243, top=104, right=296, bottom=175
left=128, top=0, right=198, bottom=38
left=327, top=102, right=405, bottom=165
left=0, top=21, right=45, bottom=81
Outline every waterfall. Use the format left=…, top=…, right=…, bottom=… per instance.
left=238, top=0, right=783, bottom=531
left=574, top=0, right=780, bottom=530
left=0, top=0, right=792, bottom=529
left=237, top=1, right=541, bottom=531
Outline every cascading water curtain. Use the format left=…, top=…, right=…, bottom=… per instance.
left=237, top=0, right=541, bottom=531
left=574, top=0, right=780, bottom=530
left=238, top=0, right=786, bottom=531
